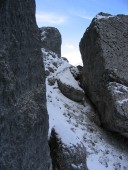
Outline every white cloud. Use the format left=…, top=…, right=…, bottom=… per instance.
left=77, top=14, right=92, bottom=20
left=62, top=42, right=83, bottom=66
left=65, top=44, right=75, bottom=49
left=36, top=12, right=67, bottom=25
left=62, top=48, right=83, bottom=66
left=70, top=9, right=93, bottom=20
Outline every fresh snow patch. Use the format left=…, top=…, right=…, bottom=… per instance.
left=41, top=31, right=47, bottom=41
left=109, top=82, right=128, bottom=93
left=71, top=163, right=82, bottom=169
left=95, top=14, right=115, bottom=20
left=57, top=67, right=84, bottom=91
left=114, top=83, right=128, bottom=92
left=117, top=98, right=128, bottom=105
left=43, top=48, right=128, bottom=170
left=41, top=30, right=46, bottom=36
left=108, top=82, right=128, bottom=107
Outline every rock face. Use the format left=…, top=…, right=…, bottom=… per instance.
left=49, top=129, right=88, bottom=170
left=0, top=0, right=50, bottom=169
left=40, top=27, right=62, bottom=57
left=79, top=13, right=128, bottom=137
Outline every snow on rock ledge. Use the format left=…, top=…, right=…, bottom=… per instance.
left=108, top=82, right=128, bottom=136
left=94, top=12, right=115, bottom=20
left=57, top=67, right=85, bottom=102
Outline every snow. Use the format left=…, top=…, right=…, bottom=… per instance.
left=117, top=98, right=128, bottom=105
left=109, top=82, right=128, bottom=93
left=41, top=30, right=46, bottom=36
left=42, top=48, right=128, bottom=170
left=71, top=163, right=82, bottom=169
left=108, top=82, right=128, bottom=107
left=41, top=31, right=47, bottom=41
left=95, top=14, right=115, bottom=20
left=57, top=67, right=84, bottom=91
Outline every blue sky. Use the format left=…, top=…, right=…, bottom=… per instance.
left=36, top=0, right=128, bottom=65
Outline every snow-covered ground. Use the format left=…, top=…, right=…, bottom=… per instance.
left=42, top=48, right=128, bottom=170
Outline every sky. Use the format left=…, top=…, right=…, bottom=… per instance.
left=35, top=0, right=128, bottom=65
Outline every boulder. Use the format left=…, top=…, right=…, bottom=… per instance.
left=48, top=77, right=56, bottom=86
left=57, top=68, right=84, bottom=102
left=40, top=27, right=62, bottom=57
left=49, top=128, right=88, bottom=170
left=0, top=0, right=50, bottom=169
left=79, top=13, right=128, bottom=137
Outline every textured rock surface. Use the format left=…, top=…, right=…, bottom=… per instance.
left=0, top=0, right=50, bottom=169
left=57, top=68, right=85, bottom=102
left=40, top=27, right=62, bottom=56
left=79, top=13, right=128, bottom=137
left=49, top=129, right=88, bottom=170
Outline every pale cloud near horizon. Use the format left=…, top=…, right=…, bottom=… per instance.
left=70, top=9, right=93, bottom=20
left=36, top=12, right=67, bottom=25
left=62, top=45, right=83, bottom=66
left=65, top=44, right=75, bottom=49
left=62, top=50, right=83, bottom=66
left=77, top=14, right=93, bottom=20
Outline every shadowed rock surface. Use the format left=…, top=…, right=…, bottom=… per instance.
left=79, top=13, right=128, bottom=137
left=40, top=27, right=62, bottom=57
left=49, top=128, right=88, bottom=170
left=0, top=0, right=50, bottom=169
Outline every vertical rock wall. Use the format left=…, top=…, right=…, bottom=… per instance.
left=0, top=0, right=50, bottom=169
left=40, top=27, right=62, bottom=57
left=79, top=13, right=128, bottom=137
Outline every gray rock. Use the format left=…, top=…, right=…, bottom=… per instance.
left=40, top=27, right=62, bottom=57
left=57, top=79, right=84, bottom=102
left=77, top=65, right=83, bottom=72
left=57, top=68, right=84, bottom=102
left=48, top=77, right=56, bottom=86
left=0, top=0, right=50, bottom=169
left=48, top=66, right=55, bottom=73
left=49, top=128, right=88, bottom=170
left=45, top=69, right=50, bottom=77
left=79, top=13, right=128, bottom=137
left=62, top=57, right=69, bottom=62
